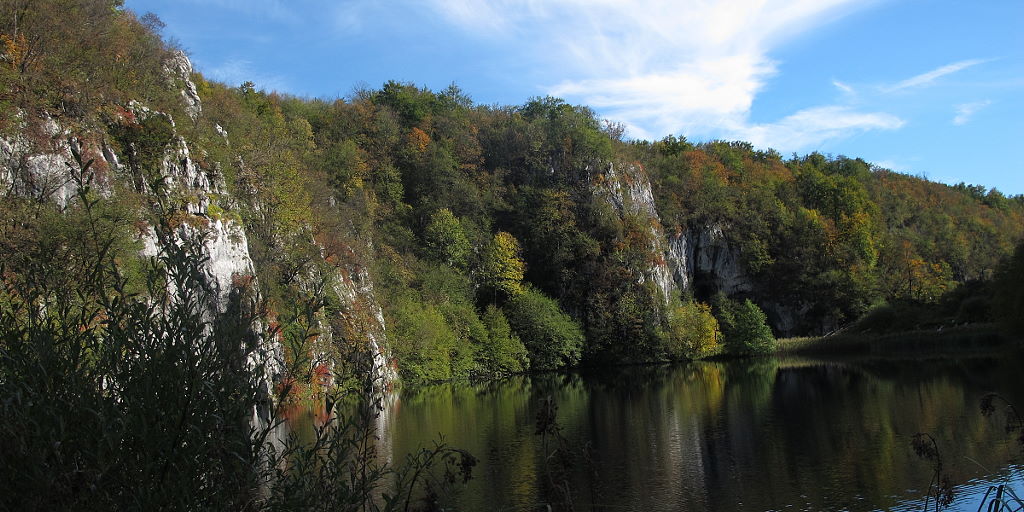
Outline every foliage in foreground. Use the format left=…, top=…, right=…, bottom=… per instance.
left=0, top=185, right=473, bottom=510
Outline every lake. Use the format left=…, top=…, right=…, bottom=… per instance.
left=296, top=348, right=1024, bottom=511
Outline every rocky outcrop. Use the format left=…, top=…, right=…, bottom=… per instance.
left=118, top=101, right=259, bottom=312
left=0, top=116, right=85, bottom=208
left=157, top=53, right=395, bottom=391
left=164, top=50, right=202, bottom=121
left=1, top=59, right=287, bottom=428
left=595, top=161, right=678, bottom=302
left=665, top=224, right=820, bottom=336
left=665, top=224, right=752, bottom=297
left=666, top=229, right=693, bottom=292
left=329, top=261, right=397, bottom=391
left=119, top=102, right=285, bottom=429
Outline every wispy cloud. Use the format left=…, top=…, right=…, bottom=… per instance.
left=833, top=80, right=854, bottom=94
left=206, top=59, right=289, bottom=91
left=872, top=159, right=910, bottom=173
left=550, top=55, right=776, bottom=140
left=734, top=106, right=904, bottom=150
left=883, top=59, right=987, bottom=92
left=424, top=0, right=899, bottom=150
left=953, top=100, right=992, bottom=125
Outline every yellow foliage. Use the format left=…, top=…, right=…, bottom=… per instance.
left=665, top=301, right=721, bottom=360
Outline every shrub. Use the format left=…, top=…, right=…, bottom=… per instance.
left=389, top=295, right=464, bottom=384
left=0, top=183, right=474, bottom=510
left=0, top=216, right=266, bottom=509
left=664, top=300, right=721, bottom=360
left=480, top=305, right=528, bottom=375
left=506, top=287, right=584, bottom=370
left=713, top=294, right=775, bottom=355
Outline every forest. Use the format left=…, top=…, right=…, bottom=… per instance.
left=3, top=1, right=1024, bottom=509
left=2, top=1, right=1023, bottom=388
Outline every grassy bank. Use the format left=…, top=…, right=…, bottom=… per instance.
left=776, top=323, right=1016, bottom=356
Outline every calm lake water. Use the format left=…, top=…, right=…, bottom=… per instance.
left=297, top=349, right=1024, bottom=511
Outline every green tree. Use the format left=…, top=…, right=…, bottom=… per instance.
left=423, top=208, right=471, bottom=270
left=713, top=294, right=775, bottom=355
left=506, top=287, right=584, bottom=370
left=480, top=305, right=528, bottom=375
left=390, top=295, right=464, bottom=384
left=991, top=240, right=1024, bottom=335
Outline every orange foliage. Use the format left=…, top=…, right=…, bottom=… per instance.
left=1, top=33, right=28, bottom=70
left=407, top=127, right=430, bottom=153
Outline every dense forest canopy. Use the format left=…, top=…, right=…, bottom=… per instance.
left=2, top=0, right=1023, bottom=389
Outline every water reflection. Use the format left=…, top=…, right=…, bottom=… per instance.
left=385, top=350, right=1024, bottom=511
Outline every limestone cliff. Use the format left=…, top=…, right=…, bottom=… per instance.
left=1, top=52, right=397, bottom=407
left=666, top=224, right=752, bottom=298
left=594, top=161, right=677, bottom=302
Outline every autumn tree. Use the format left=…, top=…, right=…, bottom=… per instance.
left=664, top=300, right=721, bottom=360
left=479, top=231, right=525, bottom=299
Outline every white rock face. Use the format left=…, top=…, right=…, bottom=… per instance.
left=214, top=124, right=229, bottom=142
left=3, top=51, right=392, bottom=398
left=330, top=262, right=397, bottom=390
left=164, top=50, right=202, bottom=121
left=0, top=117, right=80, bottom=208
left=0, top=57, right=287, bottom=423
left=159, top=54, right=395, bottom=390
left=603, top=161, right=659, bottom=219
left=120, top=105, right=250, bottom=313
left=205, top=219, right=256, bottom=305
left=666, top=230, right=694, bottom=292
left=127, top=103, right=284, bottom=428
left=595, top=161, right=679, bottom=303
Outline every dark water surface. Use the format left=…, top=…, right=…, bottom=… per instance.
left=381, top=349, right=1024, bottom=511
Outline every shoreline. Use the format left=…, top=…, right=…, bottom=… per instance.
left=775, top=323, right=1018, bottom=356
left=395, top=324, right=1021, bottom=390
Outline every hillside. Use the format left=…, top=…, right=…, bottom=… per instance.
left=2, top=1, right=1023, bottom=394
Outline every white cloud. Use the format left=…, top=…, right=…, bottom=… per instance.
left=871, top=159, right=909, bottom=172
left=953, top=100, right=992, bottom=125
left=833, top=80, right=854, bottom=94
left=550, top=55, right=776, bottom=140
left=734, top=106, right=904, bottom=150
left=424, top=0, right=898, bottom=151
left=883, top=59, right=987, bottom=92
left=206, top=59, right=289, bottom=92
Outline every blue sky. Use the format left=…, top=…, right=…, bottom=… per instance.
left=126, top=0, right=1023, bottom=195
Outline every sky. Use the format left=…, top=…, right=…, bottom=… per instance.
left=125, top=0, right=1024, bottom=195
